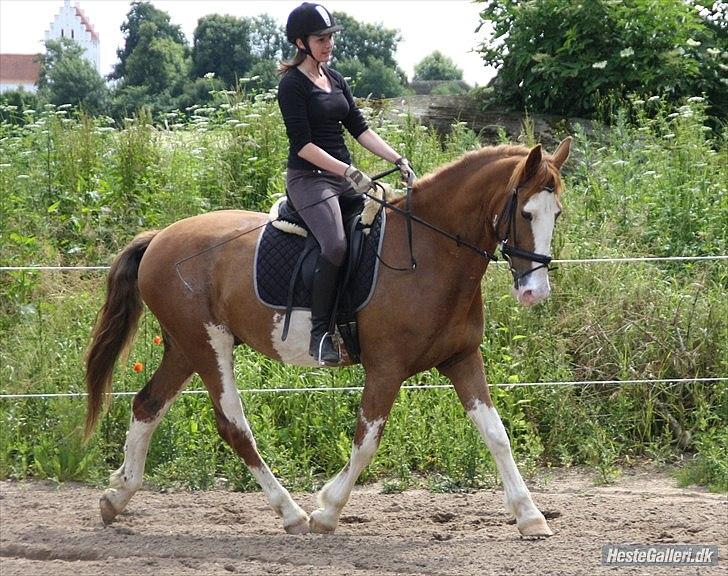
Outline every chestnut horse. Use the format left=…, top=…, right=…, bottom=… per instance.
left=85, top=138, right=572, bottom=537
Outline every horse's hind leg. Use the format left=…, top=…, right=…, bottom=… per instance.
left=100, top=341, right=192, bottom=524
left=440, top=350, right=552, bottom=537
left=309, top=371, right=400, bottom=533
left=200, top=323, right=309, bottom=534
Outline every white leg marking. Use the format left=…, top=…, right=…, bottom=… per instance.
left=270, top=311, right=319, bottom=367
left=205, top=323, right=308, bottom=533
left=103, top=385, right=186, bottom=514
left=467, top=400, right=551, bottom=535
left=310, top=416, right=384, bottom=532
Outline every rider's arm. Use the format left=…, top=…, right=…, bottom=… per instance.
left=355, top=129, right=400, bottom=164
left=297, top=143, right=349, bottom=176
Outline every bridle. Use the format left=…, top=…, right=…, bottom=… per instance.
left=365, top=169, right=556, bottom=286
left=494, top=183, right=555, bottom=287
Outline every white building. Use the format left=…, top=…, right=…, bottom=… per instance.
left=45, top=0, right=100, bottom=72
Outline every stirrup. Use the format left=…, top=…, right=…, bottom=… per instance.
left=316, top=331, right=341, bottom=366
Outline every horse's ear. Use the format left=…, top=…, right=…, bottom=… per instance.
left=521, top=144, right=543, bottom=183
left=551, top=137, right=573, bottom=170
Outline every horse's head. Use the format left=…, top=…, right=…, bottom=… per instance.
left=497, top=137, right=572, bottom=307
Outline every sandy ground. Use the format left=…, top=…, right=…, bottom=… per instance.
left=0, top=466, right=725, bottom=576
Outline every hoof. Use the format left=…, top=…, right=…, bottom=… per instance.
left=99, top=496, right=119, bottom=525
left=517, top=516, right=553, bottom=538
left=309, top=510, right=337, bottom=534
left=284, top=516, right=310, bottom=535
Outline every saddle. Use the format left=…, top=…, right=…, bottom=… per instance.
left=254, top=193, right=386, bottom=363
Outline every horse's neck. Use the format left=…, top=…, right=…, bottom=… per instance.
left=410, top=154, right=516, bottom=253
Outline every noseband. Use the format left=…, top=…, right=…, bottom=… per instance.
left=496, top=185, right=554, bottom=287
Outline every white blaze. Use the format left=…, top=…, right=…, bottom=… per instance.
left=515, top=189, right=560, bottom=305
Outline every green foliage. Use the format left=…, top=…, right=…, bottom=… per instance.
left=112, top=1, right=188, bottom=81
left=37, top=39, right=109, bottom=115
left=123, top=21, right=188, bottom=95
left=192, top=15, right=254, bottom=87
left=477, top=0, right=728, bottom=118
left=336, top=58, right=406, bottom=99
left=330, top=13, right=406, bottom=98
left=331, top=13, right=400, bottom=68
left=414, top=51, right=463, bottom=81
left=0, top=96, right=726, bottom=494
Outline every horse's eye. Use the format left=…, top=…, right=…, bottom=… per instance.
left=521, top=210, right=532, bottom=221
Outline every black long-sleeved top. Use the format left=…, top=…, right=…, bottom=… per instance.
left=277, top=66, right=369, bottom=171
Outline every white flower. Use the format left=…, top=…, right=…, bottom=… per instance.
left=648, top=95, right=661, bottom=102
left=687, top=96, right=704, bottom=103
left=686, top=39, right=701, bottom=47
left=204, top=72, right=215, bottom=79
left=620, top=47, right=634, bottom=58
left=592, top=61, right=608, bottom=69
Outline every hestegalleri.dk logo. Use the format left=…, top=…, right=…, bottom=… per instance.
left=602, top=544, right=718, bottom=566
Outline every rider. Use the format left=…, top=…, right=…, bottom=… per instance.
left=278, top=2, right=415, bottom=366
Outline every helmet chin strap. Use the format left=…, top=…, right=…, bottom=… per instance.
left=298, top=39, right=327, bottom=68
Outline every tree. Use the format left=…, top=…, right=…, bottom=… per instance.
left=336, top=58, right=405, bottom=99
left=192, top=15, right=253, bottom=87
left=123, top=20, right=187, bottom=95
left=414, top=51, right=463, bottom=81
left=112, top=1, right=187, bottom=81
left=330, top=13, right=406, bottom=98
left=331, top=13, right=400, bottom=67
left=38, top=38, right=109, bottom=114
left=477, top=0, right=727, bottom=117
left=249, top=14, right=290, bottom=62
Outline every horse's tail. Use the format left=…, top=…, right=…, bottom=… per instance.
left=84, top=230, right=158, bottom=440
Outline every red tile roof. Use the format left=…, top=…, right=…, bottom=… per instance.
left=0, top=54, right=41, bottom=84
left=75, top=6, right=99, bottom=43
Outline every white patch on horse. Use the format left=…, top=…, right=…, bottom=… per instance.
left=205, top=323, right=251, bottom=433
left=104, top=387, right=185, bottom=512
left=516, top=189, right=560, bottom=305
left=204, top=322, right=309, bottom=533
left=270, top=311, right=319, bottom=367
left=467, top=400, right=546, bottom=528
left=310, top=416, right=385, bottom=531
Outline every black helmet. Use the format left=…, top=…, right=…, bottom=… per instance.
left=286, top=3, right=342, bottom=45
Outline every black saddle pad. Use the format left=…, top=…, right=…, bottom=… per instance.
left=254, top=208, right=385, bottom=311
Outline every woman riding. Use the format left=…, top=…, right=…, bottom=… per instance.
left=278, top=2, right=415, bottom=366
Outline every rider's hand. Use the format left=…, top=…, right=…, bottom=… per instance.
left=344, top=165, right=373, bottom=194
left=395, top=157, right=416, bottom=185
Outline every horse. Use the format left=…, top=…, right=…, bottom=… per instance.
left=84, top=137, right=572, bottom=537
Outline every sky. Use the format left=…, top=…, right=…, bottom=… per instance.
left=0, top=0, right=496, bottom=86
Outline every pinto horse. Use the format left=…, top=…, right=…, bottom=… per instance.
left=85, top=138, right=572, bottom=537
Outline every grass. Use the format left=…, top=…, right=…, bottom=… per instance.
left=0, top=92, right=726, bottom=493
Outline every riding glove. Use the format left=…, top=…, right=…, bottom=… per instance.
left=395, top=157, right=416, bottom=185
left=344, top=165, right=373, bottom=194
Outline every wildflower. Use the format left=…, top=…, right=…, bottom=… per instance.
left=153, top=336, right=162, bottom=345
left=686, top=39, right=701, bottom=47
left=592, top=61, right=608, bottom=69
left=687, top=96, right=704, bottom=103
left=204, top=72, right=215, bottom=79
left=132, top=362, right=144, bottom=373
left=648, top=95, right=661, bottom=102
left=620, top=48, right=634, bottom=58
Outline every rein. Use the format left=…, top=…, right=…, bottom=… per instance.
left=364, top=176, right=555, bottom=285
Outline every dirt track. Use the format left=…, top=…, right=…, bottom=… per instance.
left=1, top=466, right=725, bottom=575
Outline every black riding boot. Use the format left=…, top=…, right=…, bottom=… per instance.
left=309, top=256, right=341, bottom=366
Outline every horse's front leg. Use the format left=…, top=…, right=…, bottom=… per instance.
left=309, top=373, right=400, bottom=533
left=440, top=351, right=552, bottom=537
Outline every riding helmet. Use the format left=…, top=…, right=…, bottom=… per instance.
left=286, top=3, right=343, bottom=45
